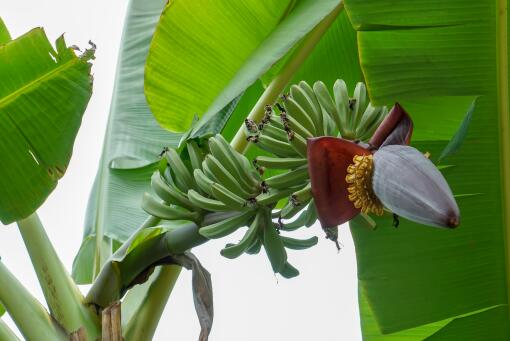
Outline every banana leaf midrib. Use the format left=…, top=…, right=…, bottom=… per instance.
left=497, top=0, right=510, bottom=312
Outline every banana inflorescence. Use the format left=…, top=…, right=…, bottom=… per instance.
left=143, top=79, right=384, bottom=278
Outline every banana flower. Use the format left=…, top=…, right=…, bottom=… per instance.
left=307, top=103, right=460, bottom=229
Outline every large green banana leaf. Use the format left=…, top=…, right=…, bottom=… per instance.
left=344, top=0, right=510, bottom=339
left=0, top=21, right=94, bottom=224
left=71, top=0, right=181, bottom=283
left=0, top=18, right=10, bottom=43
left=145, top=0, right=341, bottom=133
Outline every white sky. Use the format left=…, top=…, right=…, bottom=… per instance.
left=0, top=1, right=361, bottom=340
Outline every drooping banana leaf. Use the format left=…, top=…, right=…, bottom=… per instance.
left=344, top=0, right=510, bottom=339
left=0, top=20, right=94, bottom=224
left=71, top=0, right=181, bottom=284
left=145, top=0, right=341, bottom=133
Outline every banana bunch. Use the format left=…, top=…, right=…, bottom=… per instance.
left=141, top=134, right=318, bottom=278
left=247, top=80, right=385, bottom=232
left=249, top=80, right=388, bottom=147
left=141, top=79, right=384, bottom=276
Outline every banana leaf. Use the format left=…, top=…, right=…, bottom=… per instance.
left=145, top=0, right=341, bottom=133
left=71, top=0, right=181, bottom=284
left=0, top=20, right=94, bottom=224
left=344, top=0, right=510, bottom=339
left=0, top=18, right=10, bottom=44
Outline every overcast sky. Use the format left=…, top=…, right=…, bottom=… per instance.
left=0, top=1, right=361, bottom=340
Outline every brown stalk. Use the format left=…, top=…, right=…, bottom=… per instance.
left=101, top=302, right=123, bottom=341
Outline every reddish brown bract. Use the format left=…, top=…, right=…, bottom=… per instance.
left=369, top=103, right=413, bottom=148
left=307, top=137, right=371, bottom=228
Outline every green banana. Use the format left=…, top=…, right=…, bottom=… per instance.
left=194, top=169, right=214, bottom=195
left=281, top=236, right=318, bottom=250
left=291, top=84, right=323, bottom=136
left=359, top=107, right=388, bottom=141
left=211, top=183, right=247, bottom=210
left=279, top=206, right=310, bottom=231
left=355, top=103, right=381, bottom=137
left=351, top=82, right=368, bottom=130
left=256, top=185, right=304, bottom=206
left=255, top=134, right=299, bottom=158
left=199, top=210, right=255, bottom=239
left=201, top=156, right=218, bottom=182
left=245, top=238, right=262, bottom=255
left=287, top=131, right=308, bottom=157
left=204, top=155, right=253, bottom=198
left=313, top=81, right=338, bottom=128
left=165, top=147, right=196, bottom=192
left=279, top=262, right=300, bottom=279
left=261, top=123, right=288, bottom=142
left=290, top=182, right=312, bottom=206
left=323, top=112, right=337, bottom=137
left=263, top=216, right=287, bottom=273
left=268, top=113, right=285, bottom=130
left=141, top=192, right=201, bottom=223
left=264, top=165, right=309, bottom=189
left=280, top=201, right=306, bottom=220
left=299, top=81, right=323, bottom=122
left=186, top=140, right=205, bottom=171
left=305, top=200, right=318, bottom=227
left=254, top=156, right=307, bottom=170
left=234, top=150, right=263, bottom=184
left=209, top=135, right=257, bottom=188
left=151, top=171, right=197, bottom=211
left=280, top=112, right=314, bottom=139
left=284, top=97, right=317, bottom=135
left=221, top=209, right=264, bottom=259
left=187, top=189, right=230, bottom=212
left=333, top=79, right=350, bottom=137
left=214, top=134, right=260, bottom=188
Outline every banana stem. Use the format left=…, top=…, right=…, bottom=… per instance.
left=0, top=261, right=67, bottom=340
left=86, top=212, right=235, bottom=308
left=0, top=319, right=19, bottom=341
left=122, top=265, right=181, bottom=340
left=17, top=213, right=100, bottom=338
left=230, top=2, right=344, bottom=153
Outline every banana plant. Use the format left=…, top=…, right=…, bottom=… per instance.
left=0, top=18, right=100, bottom=339
left=2, top=0, right=508, bottom=340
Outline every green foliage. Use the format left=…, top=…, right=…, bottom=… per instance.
left=0, top=23, right=94, bottom=224
left=72, top=0, right=181, bottom=284
left=344, top=0, right=510, bottom=339
left=145, top=0, right=341, bottom=133
left=438, top=99, right=477, bottom=163
left=0, top=18, right=11, bottom=44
